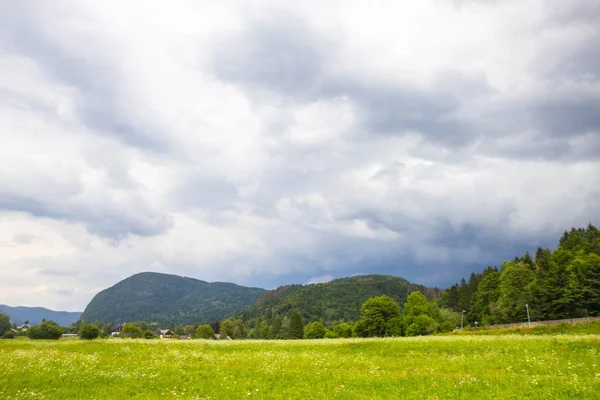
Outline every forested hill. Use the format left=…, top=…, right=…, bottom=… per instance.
left=81, top=272, right=265, bottom=326
left=236, top=275, right=443, bottom=328
left=441, top=223, right=600, bottom=326
left=0, top=305, right=81, bottom=326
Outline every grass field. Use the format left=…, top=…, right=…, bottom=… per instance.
left=1, top=335, right=599, bottom=399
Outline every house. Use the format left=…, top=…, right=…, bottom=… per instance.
left=111, top=324, right=123, bottom=336
left=179, top=334, right=192, bottom=340
left=9, top=329, right=18, bottom=334
left=213, top=333, right=232, bottom=340
left=159, top=329, right=174, bottom=339
left=17, top=324, right=30, bottom=332
left=60, top=334, right=78, bottom=339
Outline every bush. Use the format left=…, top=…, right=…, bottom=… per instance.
left=405, top=315, right=438, bottom=337
left=194, top=324, right=215, bottom=339
left=331, top=322, right=354, bottom=338
left=79, top=324, right=100, bottom=340
left=304, top=321, right=326, bottom=339
left=2, top=332, right=15, bottom=339
left=386, top=317, right=405, bottom=337
left=121, top=323, right=143, bottom=338
left=28, top=322, right=64, bottom=339
left=143, top=329, right=155, bottom=339
left=324, top=330, right=339, bottom=338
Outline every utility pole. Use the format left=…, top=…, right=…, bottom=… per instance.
left=525, top=304, right=531, bottom=327
left=461, top=310, right=466, bottom=329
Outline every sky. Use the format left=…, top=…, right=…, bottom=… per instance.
left=1, top=0, right=599, bottom=312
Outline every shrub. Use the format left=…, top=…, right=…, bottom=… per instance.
left=143, top=329, right=155, bottom=339
left=194, top=324, right=215, bottom=339
left=79, top=324, right=100, bottom=340
left=28, top=322, right=64, bottom=339
left=324, top=330, right=339, bottom=339
left=2, top=332, right=15, bottom=339
left=304, top=321, right=326, bottom=339
left=386, top=316, right=405, bottom=337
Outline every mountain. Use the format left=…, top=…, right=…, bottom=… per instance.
left=237, top=274, right=443, bottom=326
left=0, top=305, right=81, bottom=326
left=81, top=272, right=265, bottom=326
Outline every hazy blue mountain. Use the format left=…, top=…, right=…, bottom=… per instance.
left=0, top=304, right=81, bottom=326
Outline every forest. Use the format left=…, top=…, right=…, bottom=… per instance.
left=440, top=223, right=600, bottom=326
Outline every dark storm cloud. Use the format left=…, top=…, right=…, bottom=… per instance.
left=328, top=80, right=475, bottom=147
left=0, top=192, right=172, bottom=240
left=0, top=2, right=169, bottom=151
left=531, top=93, right=600, bottom=137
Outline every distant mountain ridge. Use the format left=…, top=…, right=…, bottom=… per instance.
left=81, top=272, right=443, bottom=328
left=0, top=304, right=81, bottom=326
left=81, top=272, right=266, bottom=325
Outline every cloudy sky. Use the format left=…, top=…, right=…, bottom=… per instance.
left=1, top=0, right=599, bottom=311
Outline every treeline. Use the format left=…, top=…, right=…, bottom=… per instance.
left=440, top=223, right=600, bottom=326
left=0, top=317, right=75, bottom=340
left=67, top=291, right=460, bottom=340
left=206, top=292, right=459, bottom=339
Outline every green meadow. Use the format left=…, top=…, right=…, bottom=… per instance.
left=1, top=335, right=599, bottom=399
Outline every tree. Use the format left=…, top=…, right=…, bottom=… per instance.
left=220, top=320, right=234, bottom=338
left=304, top=321, right=326, bottom=339
left=0, top=313, right=10, bottom=336
left=194, top=324, right=215, bottom=339
left=28, top=322, right=64, bottom=339
left=271, top=317, right=283, bottom=339
left=405, top=315, right=438, bottom=336
left=403, top=292, right=432, bottom=318
left=288, top=311, right=304, bottom=339
left=232, top=319, right=246, bottom=339
left=468, top=269, right=501, bottom=325
left=385, top=317, right=405, bottom=337
left=496, top=262, right=535, bottom=323
left=357, top=295, right=401, bottom=337
left=121, top=323, right=143, bottom=338
left=331, top=322, right=354, bottom=338
left=79, top=324, right=100, bottom=340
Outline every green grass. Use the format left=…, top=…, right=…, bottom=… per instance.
left=446, top=321, right=600, bottom=336
left=1, top=335, right=599, bottom=399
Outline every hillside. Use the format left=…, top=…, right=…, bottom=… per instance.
left=0, top=305, right=81, bottom=326
left=238, top=274, right=443, bottom=327
left=81, top=272, right=265, bottom=326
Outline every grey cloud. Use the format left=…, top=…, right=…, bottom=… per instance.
left=37, top=269, right=79, bottom=277
left=542, top=0, right=600, bottom=27
left=12, top=233, right=35, bottom=245
left=331, top=80, right=474, bottom=147
left=212, top=13, right=331, bottom=101
left=0, top=192, right=172, bottom=240
left=211, top=14, right=487, bottom=149
left=211, top=5, right=600, bottom=162
left=1, top=2, right=169, bottom=151
left=532, top=93, right=600, bottom=137
left=171, top=175, right=239, bottom=211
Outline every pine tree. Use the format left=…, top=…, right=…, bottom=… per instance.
left=288, top=311, right=304, bottom=339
